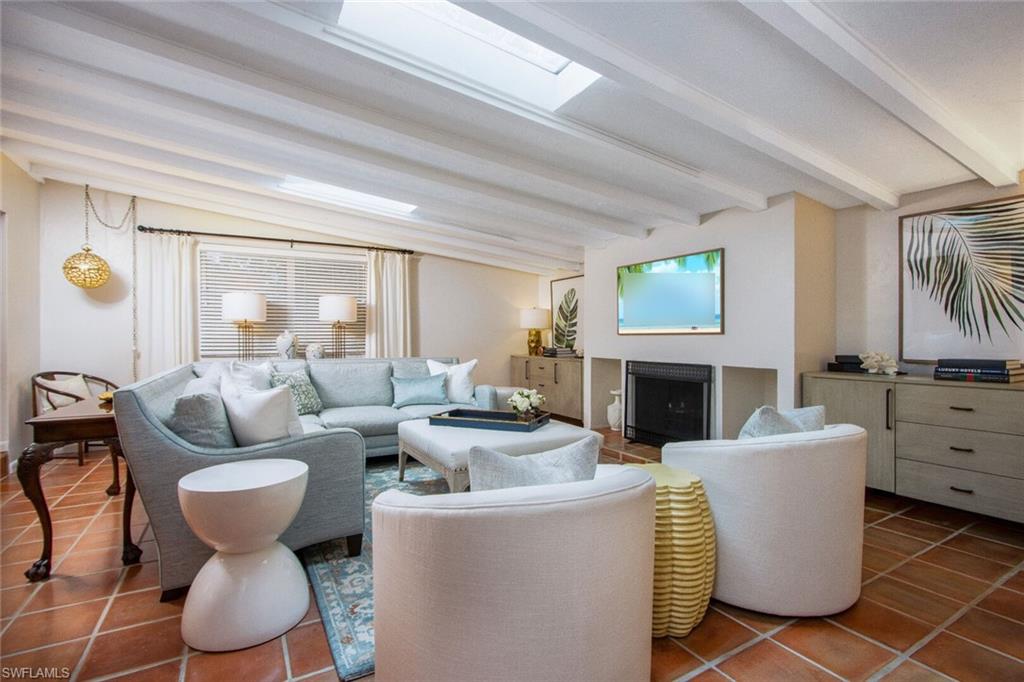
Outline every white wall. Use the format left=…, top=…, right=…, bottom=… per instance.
left=584, top=196, right=800, bottom=433
left=411, top=256, right=538, bottom=387
left=2, top=155, right=41, bottom=457
left=38, top=180, right=538, bottom=387
left=835, top=172, right=1023, bottom=370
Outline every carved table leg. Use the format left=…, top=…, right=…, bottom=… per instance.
left=103, top=437, right=122, bottom=496
left=17, top=442, right=62, bottom=582
left=121, top=465, right=143, bottom=565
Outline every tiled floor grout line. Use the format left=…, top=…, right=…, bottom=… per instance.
left=85, top=654, right=185, bottom=682
left=0, top=459, right=110, bottom=637
left=676, top=616, right=799, bottom=681
left=866, top=553, right=1024, bottom=681
left=821, top=612, right=957, bottom=681
left=2, top=459, right=108, bottom=545
left=70, top=562, right=131, bottom=681
left=292, top=665, right=335, bottom=681
left=281, top=630, right=294, bottom=680
left=861, top=520, right=980, bottom=590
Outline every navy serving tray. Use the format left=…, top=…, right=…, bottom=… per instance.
left=429, top=409, right=551, bottom=432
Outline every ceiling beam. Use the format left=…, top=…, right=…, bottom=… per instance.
left=1, top=48, right=650, bottom=242
left=742, top=1, right=1019, bottom=188
left=0, top=107, right=597, bottom=254
left=13, top=143, right=577, bottom=274
left=222, top=2, right=769, bottom=212
left=469, top=2, right=901, bottom=210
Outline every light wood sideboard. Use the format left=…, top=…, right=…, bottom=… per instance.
left=511, top=355, right=583, bottom=423
left=803, top=372, right=1023, bottom=523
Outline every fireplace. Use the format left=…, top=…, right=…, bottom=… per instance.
left=625, top=361, right=712, bottom=447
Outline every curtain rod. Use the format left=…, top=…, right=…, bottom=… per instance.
left=136, top=225, right=414, bottom=255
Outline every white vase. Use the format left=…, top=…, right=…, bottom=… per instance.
left=607, top=389, right=623, bottom=431
left=275, top=330, right=297, bottom=359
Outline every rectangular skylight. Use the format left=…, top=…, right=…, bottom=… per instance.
left=278, top=176, right=417, bottom=214
left=403, top=2, right=571, bottom=74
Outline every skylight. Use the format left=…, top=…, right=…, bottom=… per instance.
left=278, top=177, right=417, bottom=215
left=332, top=1, right=601, bottom=111
left=403, top=2, right=571, bottom=74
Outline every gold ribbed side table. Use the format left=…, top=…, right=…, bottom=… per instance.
left=628, top=463, right=716, bottom=637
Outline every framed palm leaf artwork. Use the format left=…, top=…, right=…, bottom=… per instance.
left=550, top=275, right=583, bottom=350
left=899, top=194, right=1024, bottom=363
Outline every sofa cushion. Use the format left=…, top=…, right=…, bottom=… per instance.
left=427, top=359, right=478, bottom=404
left=397, top=403, right=476, bottom=419
left=468, top=435, right=601, bottom=491
left=166, top=372, right=237, bottom=449
left=309, top=361, right=393, bottom=407
left=271, top=369, right=324, bottom=415
left=299, top=414, right=327, bottom=434
left=783, top=405, right=826, bottom=432
left=320, top=405, right=408, bottom=436
left=392, top=374, right=448, bottom=408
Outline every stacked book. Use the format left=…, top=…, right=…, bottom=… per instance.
left=934, top=359, right=1023, bottom=384
left=542, top=347, right=577, bottom=358
left=827, top=354, right=867, bottom=373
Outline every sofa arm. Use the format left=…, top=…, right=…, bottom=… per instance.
left=474, top=384, right=498, bottom=410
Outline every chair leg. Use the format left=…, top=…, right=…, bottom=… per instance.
left=345, top=533, right=363, bottom=557
left=77, top=442, right=85, bottom=466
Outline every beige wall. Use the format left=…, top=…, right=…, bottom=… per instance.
left=2, top=155, right=41, bottom=457
left=38, top=180, right=538, bottom=389
left=411, top=255, right=538, bottom=387
left=835, top=172, right=1023, bottom=373
left=794, top=194, right=836, bottom=402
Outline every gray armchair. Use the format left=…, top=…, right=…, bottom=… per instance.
left=113, top=365, right=365, bottom=598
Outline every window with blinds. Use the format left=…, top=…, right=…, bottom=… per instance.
left=198, top=245, right=367, bottom=359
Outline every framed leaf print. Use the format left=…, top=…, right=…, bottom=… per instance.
left=899, top=193, right=1024, bottom=363
left=550, top=275, right=583, bottom=350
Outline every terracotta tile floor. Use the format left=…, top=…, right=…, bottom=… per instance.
left=2, top=453, right=1023, bottom=681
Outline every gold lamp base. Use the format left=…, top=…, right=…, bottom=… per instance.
left=527, top=328, right=543, bottom=356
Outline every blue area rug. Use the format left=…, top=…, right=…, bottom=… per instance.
left=301, top=458, right=448, bottom=681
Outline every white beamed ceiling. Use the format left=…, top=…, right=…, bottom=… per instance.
left=2, top=1, right=1021, bottom=274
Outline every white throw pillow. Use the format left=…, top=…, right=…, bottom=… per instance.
left=219, top=376, right=303, bottom=446
left=228, top=360, right=274, bottom=391
left=37, top=374, right=92, bottom=412
left=468, top=435, right=600, bottom=491
left=738, top=405, right=826, bottom=439
left=426, top=359, right=478, bottom=404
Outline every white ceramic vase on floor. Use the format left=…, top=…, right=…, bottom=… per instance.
left=607, top=389, right=623, bottom=431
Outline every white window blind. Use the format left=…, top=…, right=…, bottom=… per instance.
left=198, top=245, right=367, bottom=359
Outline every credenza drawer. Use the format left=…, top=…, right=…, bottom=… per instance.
left=527, top=361, right=555, bottom=380
left=895, top=422, right=1024, bottom=479
left=895, top=384, right=1024, bottom=435
left=895, top=459, right=1024, bottom=522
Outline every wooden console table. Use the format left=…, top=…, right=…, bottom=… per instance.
left=18, top=398, right=143, bottom=582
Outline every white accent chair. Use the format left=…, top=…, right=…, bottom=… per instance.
left=661, top=424, right=867, bottom=617
left=372, top=466, right=656, bottom=682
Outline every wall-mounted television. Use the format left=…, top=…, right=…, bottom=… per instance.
left=617, top=248, right=723, bottom=335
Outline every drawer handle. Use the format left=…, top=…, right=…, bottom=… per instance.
left=948, top=406, right=975, bottom=412
left=949, top=486, right=974, bottom=495
left=949, top=446, right=975, bottom=453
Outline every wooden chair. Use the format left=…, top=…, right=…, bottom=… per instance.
left=32, top=372, right=119, bottom=465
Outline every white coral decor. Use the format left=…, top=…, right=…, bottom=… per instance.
left=859, top=351, right=899, bottom=376
left=508, top=388, right=545, bottom=416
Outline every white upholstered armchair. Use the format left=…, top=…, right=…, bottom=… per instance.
left=661, top=424, right=867, bottom=617
left=372, top=466, right=656, bottom=682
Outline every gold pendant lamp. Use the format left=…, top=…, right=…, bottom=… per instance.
left=63, top=185, right=135, bottom=289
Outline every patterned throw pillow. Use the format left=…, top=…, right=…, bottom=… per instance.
left=271, top=370, right=324, bottom=416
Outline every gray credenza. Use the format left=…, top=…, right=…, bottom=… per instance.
left=803, top=372, right=1023, bottom=523
left=511, top=355, right=583, bottom=423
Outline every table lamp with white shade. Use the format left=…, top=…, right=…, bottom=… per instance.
left=519, top=307, right=550, bottom=356
left=222, top=291, right=266, bottom=361
left=319, top=294, right=358, bottom=358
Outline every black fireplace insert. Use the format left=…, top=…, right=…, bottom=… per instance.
left=624, top=361, right=712, bottom=447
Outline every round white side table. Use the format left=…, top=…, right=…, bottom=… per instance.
left=177, top=458, right=310, bottom=652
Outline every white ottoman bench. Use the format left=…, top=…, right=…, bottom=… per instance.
left=398, top=418, right=602, bottom=492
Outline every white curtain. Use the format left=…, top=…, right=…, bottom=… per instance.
left=137, top=234, right=197, bottom=378
left=366, top=250, right=411, bottom=358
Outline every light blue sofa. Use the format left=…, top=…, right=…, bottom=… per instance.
left=113, top=356, right=495, bottom=596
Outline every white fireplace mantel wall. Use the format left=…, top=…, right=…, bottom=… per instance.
left=582, top=194, right=835, bottom=436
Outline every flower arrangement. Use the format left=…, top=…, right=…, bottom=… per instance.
left=508, top=388, right=545, bottom=420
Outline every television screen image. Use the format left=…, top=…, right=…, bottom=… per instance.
left=617, top=249, right=723, bottom=335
